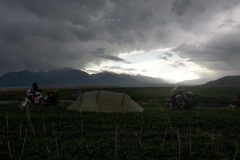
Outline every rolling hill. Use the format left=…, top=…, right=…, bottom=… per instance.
left=204, top=75, right=240, bottom=87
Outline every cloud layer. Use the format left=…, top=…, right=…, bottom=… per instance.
left=0, top=0, right=240, bottom=79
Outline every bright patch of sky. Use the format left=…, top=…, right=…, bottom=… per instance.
left=84, top=48, right=214, bottom=82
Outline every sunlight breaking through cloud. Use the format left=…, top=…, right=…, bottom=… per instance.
left=84, top=48, right=214, bottom=82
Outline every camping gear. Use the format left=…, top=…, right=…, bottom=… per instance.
left=67, top=90, right=143, bottom=113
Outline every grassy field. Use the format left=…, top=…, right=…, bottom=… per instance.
left=0, top=87, right=240, bottom=160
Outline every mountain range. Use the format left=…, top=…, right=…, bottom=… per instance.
left=1, top=68, right=240, bottom=87
left=204, top=76, right=240, bottom=87
left=0, top=68, right=169, bottom=87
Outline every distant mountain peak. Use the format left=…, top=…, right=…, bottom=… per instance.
left=204, top=75, right=240, bottom=87
left=0, top=68, right=170, bottom=87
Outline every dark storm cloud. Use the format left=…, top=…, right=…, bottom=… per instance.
left=158, top=56, right=168, bottom=61
left=92, top=48, right=106, bottom=55
left=103, top=66, right=138, bottom=72
left=174, top=27, right=240, bottom=73
left=158, top=52, right=173, bottom=61
left=92, top=48, right=131, bottom=64
left=0, top=0, right=164, bottom=74
left=172, top=0, right=192, bottom=16
left=172, top=60, right=186, bottom=68
left=0, top=0, right=240, bottom=78
left=164, top=52, right=173, bottom=57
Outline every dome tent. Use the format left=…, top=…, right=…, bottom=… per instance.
left=67, top=90, right=143, bottom=112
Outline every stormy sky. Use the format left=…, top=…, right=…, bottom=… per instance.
left=1, top=0, right=240, bottom=82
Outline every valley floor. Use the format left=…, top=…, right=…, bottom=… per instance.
left=0, top=87, right=240, bottom=160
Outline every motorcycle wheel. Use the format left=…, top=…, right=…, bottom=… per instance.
left=164, top=101, right=173, bottom=110
left=18, top=100, right=31, bottom=112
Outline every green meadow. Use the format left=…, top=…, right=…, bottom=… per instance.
left=0, top=87, right=240, bottom=160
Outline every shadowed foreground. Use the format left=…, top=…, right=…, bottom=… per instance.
left=0, top=87, right=240, bottom=159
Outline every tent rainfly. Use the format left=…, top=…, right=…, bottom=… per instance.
left=67, top=90, right=144, bottom=112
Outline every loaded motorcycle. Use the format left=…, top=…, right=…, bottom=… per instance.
left=18, top=89, right=58, bottom=111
